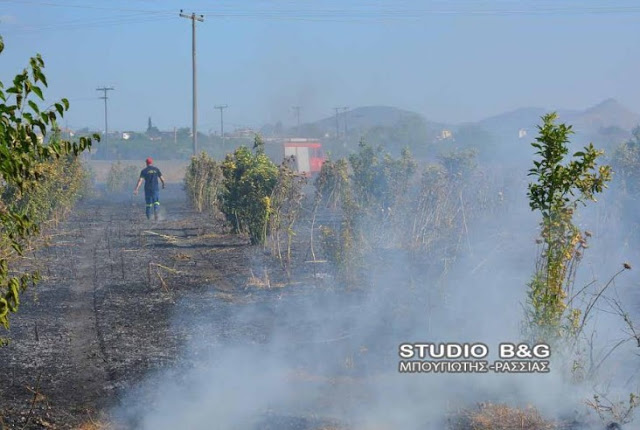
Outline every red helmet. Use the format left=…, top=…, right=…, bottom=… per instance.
left=146, top=157, right=153, bottom=165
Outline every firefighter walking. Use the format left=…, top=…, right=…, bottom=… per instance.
left=133, top=157, right=165, bottom=221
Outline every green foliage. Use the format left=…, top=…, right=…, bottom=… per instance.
left=184, top=152, right=224, bottom=213
left=611, top=126, right=640, bottom=196
left=525, top=112, right=611, bottom=342
left=314, top=157, right=358, bottom=283
left=348, top=140, right=416, bottom=209
left=0, top=36, right=97, bottom=339
left=314, top=141, right=421, bottom=285
left=3, top=156, right=91, bottom=227
left=313, top=138, right=496, bottom=288
left=314, top=157, right=350, bottom=209
left=220, top=135, right=279, bottom=245
left=438, top=149, right=477, bottom=180
left=106, top=161, right=140, bottom=193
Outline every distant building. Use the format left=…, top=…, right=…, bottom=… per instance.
left=437, top=129, right=453, bottom=141
left=230, top=128, right=256, bottom=138
left=59, top=127, right=75, bottom=138
left=146, top=117, right=160, bottom=137
left=122, top=132, right=132, bottom=140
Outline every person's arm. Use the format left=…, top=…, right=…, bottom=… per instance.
left=160, top=175, right=165, bottom=189
left=133, top=177, right=143, bottom=195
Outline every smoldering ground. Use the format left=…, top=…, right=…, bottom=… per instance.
left=110, top=159, right=639, bottom=430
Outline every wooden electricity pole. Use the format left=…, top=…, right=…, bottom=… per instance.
left=179, top=10, right=204, bottom=155
left=215, top=104, right=228, bottom=145
left=96, top=86, right=114, bottom=149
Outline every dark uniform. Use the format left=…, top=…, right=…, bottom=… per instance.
left=140, top=165, right=162, bottom=219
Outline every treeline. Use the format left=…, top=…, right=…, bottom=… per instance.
left=183, top=133, right=496, bottom=284
left=92, top=133, right=253, bottom=162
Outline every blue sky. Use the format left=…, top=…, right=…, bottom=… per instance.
left=1, top=0, right=639, bottom=132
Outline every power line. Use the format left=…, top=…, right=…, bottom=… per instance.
left=0, top=0, right=175, bottom=14
left=96, top=86, right=115, bottom=149
left=193, top=5, right=640, bottom=20
left=5, top=15, right=174, bottom=36
left=5, top=1, right=640, bottom=27
left=3, top=2, right=640, bottom=36
left=179, top=10, right=204, bottom=156
left=6, top=0, right=640, bottom=15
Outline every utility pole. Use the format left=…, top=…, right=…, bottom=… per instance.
left=333, top=107, right=341, bottom=139
left=292, top=105, right=301, bottom=135
left=214, top=104, right=228, bottom=145
left=179, top=10, right=204, bottom=155
left=96, top=86, right=114, bottom=149
left=342, top=106, right=349, bottom=137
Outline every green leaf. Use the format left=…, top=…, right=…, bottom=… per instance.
left=27, top=100, right=40, bottom=114
left=32, top=86, right=44, bottom=100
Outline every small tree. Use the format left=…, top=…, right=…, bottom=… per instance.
left=526, top=113, right=611, bottom=342
left=220, top=135, right=278, bottom=245
left=267, top=156, right=306, bottom=274
left=184, top=151, right=223, bottom=213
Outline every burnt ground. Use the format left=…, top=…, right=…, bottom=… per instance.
left=0, top=186, right=614, bottom=430
left=0, top=185, right=377, bottom=430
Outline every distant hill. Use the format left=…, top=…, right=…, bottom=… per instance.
left=478, top=99, right=640, bottom=142
left=264, top=99, right=640, bottom=160
left=565, top=98, right=640, bottom=132
left=479, top=107, right=548, bottom=132
left=284, top=106, right=447, bottom=138
left=321, top=106, right=433, bottom=131
left=287, top=99, right=639, bottom=142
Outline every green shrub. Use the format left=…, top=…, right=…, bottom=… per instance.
left=184, top=151, right=223, bottom=213
left=220, top=135, right=278, bottom=245
left=3, top=156, right=91, bottom=227
left=526, top=112, right=611, bottom=342
left=106, top=161, right=139, bottom=193
left=0, top=36, right=97, bottom=339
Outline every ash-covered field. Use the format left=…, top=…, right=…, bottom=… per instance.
left=0, top=184, right=635, bottom=430
left=0, top=186, right=391, bottom=429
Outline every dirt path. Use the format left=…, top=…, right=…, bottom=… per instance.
left=0, top=187, right=254, bottom=429
left=0, top=186, right=365, bottom=430
left=62, top=208, right=111, bottom=406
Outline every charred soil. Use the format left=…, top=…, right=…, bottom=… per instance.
left=0, top=186, right=260, bottom=428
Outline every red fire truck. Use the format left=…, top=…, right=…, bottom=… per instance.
left=281, top=139, right=325, bottom=176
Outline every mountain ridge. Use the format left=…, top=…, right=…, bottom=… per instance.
left=288, top=99, right=640, bottom=137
